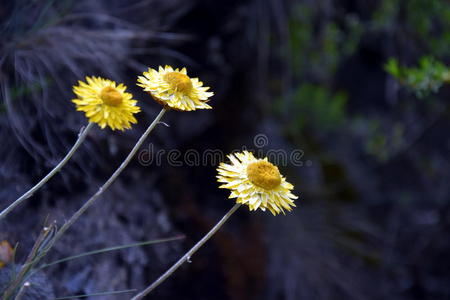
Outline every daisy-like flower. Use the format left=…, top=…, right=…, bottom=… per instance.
left=217, top=151, right=298, bottom=215
left=72, top=77, right=141, bottom=130
left=137, top=65, right=213, bottom=111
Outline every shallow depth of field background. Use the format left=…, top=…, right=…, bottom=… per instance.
left=1, top=0, right=450, bottom=299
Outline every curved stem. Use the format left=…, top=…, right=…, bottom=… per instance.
left=3, top=109, right=167, bottom=298
left=131, top=203, right=241, bottom=300
left=0, top=123, right=94, bottom=221
left=50, top=108, right=167, bottom=247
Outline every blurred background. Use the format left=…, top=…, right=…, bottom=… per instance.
left=1, top=0, right=450, bottom=299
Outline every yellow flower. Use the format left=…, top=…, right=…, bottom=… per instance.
left=72, top=77, right=141, bottom=130
left=137, top=65, right=213, bottom=111
left=217, top=151, right=298, bottom=215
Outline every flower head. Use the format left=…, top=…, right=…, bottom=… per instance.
left=0, top=240, right=13, bottom=268
left=137, top=65, right=213, bottom=111
left=217, top=151, right=298, bottom=215
left=72, top=77, right=141, bottom=130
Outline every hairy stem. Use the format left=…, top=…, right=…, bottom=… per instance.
left=0, top=123, right=94, bottom=221
left=4, top=108, right=167, bottom=296
left=131, top=203, right=241, bottom=300
left=3, top=224, right=56, bottom=299
left=50, top=108, right=167, bottom=250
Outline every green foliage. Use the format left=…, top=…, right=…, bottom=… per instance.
left=385, top=56, right=449, bottom=98
left=290, top=84, right=347, bottom=132
left=289, top=4, right=362, bottom=82
left=288, top=4, right=314, bottom=76
left=355, top=118, right=406, bottom=162
left=284, top=0, right=449, bottom=164
left=406, top=0, right=450, bottom=56
left=373, top=0, right=450, bottom=56
left=285, top=3, right=359, bottom=135
left=372, top=0, right=399, bottom=30
left=10, top=80, right=50, bottom=100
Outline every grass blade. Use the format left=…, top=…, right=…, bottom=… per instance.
left=39, top=235, right=184, bottom=270
left=52, top=289, right=137, bottom=299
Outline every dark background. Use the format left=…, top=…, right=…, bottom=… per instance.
left=1, top=0, right=450, bottom=299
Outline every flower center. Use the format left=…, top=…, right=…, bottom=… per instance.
left=163, top=72, right=193, bottom=93
left=247, top=160, right=282, bottom=190
left=100, top=87, right=123, bottom=106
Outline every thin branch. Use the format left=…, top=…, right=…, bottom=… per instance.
left=0, top=123, right=94, bottom=220
left=131, top=203, right=242, bottom=299
left=3, top=224, right=56, bottom=299
left=51, top=108, right=166, bottom=244
left=4, top=109, right=167, bottom=298
left=35, top=108, right=167, bottom=268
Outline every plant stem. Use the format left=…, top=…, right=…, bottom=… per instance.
left=3, top=224, right=56, bottom=299
left=131, top=203, right=242, bottom=300
left=4, top=108, right=167, bottom=297
left=0, top=122, right=94, bottom=221
left=4, top=109, right=167, bottom=298
left=13, top=282, right=29, bottom=300
left=49, top=108, right=167, bottom=249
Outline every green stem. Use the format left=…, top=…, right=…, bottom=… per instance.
left=131, top=203, right=242, bottom=300
left=0, top=122, right=94, bottom=220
